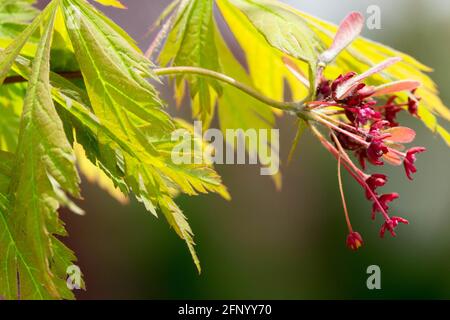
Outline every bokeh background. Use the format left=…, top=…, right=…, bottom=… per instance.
left=36, top=0, right=450, bottom=299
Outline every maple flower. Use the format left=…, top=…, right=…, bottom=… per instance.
left=366, top=140, right=389, bottom=166
left=317, top=78, right=332, bottom=100
left=383, top=96, right=402, bottom=127
left=372, top=193, right=399, bottom=220
left=346, top=232, right=364, bottom=251
left=305, top=11, right=427, bottom=250
left=345, top=101, right=381, bottom=127
left=380, top=216, right=409, bottom=238
left=404, top=147, right=427, bottom=180
left=365, top=174, right=388, bottom=199
left=407, top=89, right=421, bottom=117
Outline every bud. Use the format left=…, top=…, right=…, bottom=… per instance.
left=346, top=232, right=364, bottom=251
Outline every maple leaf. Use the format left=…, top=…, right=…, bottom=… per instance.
left=0, top=1, right=80, bottom=299
left=58, top=0, right=228, bottom=273
left=159, top=0, right=221, bottom=128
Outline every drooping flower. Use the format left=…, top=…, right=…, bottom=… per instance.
left=365, top=174, right=388, bottom=199
left=372, top=193, right=399, bottom=220
left=380, top=216, right=409, bottom=238
left=366, top=140, right=389, bottom=166
left=403, top=147, right=427, bottom=180
left=346, top=232, right=364, bottom=251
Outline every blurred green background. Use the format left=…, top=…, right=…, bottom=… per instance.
left=36, top=0, right=450, bottom=299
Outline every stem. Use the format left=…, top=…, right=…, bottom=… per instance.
left=153, top=67, right=301, bottom=111
left=312, top=111, right=406, bottom=163
left=338, top=155, right=353, bottom=232
left=330, top=132, right=391, bottom=222
left=314, top=110, right=361, bottom=135
left=310, top=125, right=365, bottom=185
left=4, top=66, right=305, bottom=112
left=310, top=112, right=370, bottom=147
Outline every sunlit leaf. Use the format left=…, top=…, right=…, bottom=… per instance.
left=0, top=3, right=80, bottom=299
left=93, top=0, right=126, bottom=9
left=216, top=0, right=310, bottom=104
left=215, top=27, right=277, bottom=176
left=0, top=2, right=50, bottom=85
left=59, top=0, right=229, bottom=273
left=159, top=0, right=220, bottom=128
left=0, top=83, right=26, bottom=151
left=0, top=0, right=38, bottom=25
left=225, top=0, right=321, bottom=88
left=75, top=143, right=129, bottom=204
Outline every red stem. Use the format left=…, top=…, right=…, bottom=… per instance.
left=337, top=155, right=353, bottom=232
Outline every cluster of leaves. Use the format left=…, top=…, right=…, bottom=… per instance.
left=0, top=0, right=448, bottom=300
left=0, top=0, right=228, bottom=299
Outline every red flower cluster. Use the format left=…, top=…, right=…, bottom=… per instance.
left=310, top=69, right=426, bottom=250
left=292, top=11, right=428, bottom=251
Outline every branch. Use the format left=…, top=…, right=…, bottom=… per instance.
left=153, top=67, right=301, bottom=111
left=3, top=66, right=302, bottom=112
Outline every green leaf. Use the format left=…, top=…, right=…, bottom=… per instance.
left=216, top=0, right=310, bottom=104
left=0, top=0, right=38, bottom=25
left=159, top=0, right=221, bottom=128
left=0, top=83, right=26, bottom=152
left=59, top=0, right=229, bottom=272
left=225, top=0, right=321, bottom=80
left=0, top=150, right=14, bottom=196
left=0, top=2, right=80, bottom=299
left=214, top=29, right=280, bottom=185
left=0, top=1, right=53, bottom=85
left=62, top=0, right=172, bottom=138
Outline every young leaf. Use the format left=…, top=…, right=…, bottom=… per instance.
left=215, top=29, right=278, bottom=182
left=385, top=127, right=416, bottom=144
left=0, top=83, right=26, bottom=151
left=60, top=0, right=229, bottom=272
left=159, top=0, right=220, bottom=128
left=216, top=0, right=310, bottom=103
left=225, top=0, right=321, bottom=78
left=74, top=143, right=129, bottom=204
left=0, top=3, right=80, bottom=299
left=0, top=0, right=38, bottom=25
left=0, top=2, right=54, bottom=85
